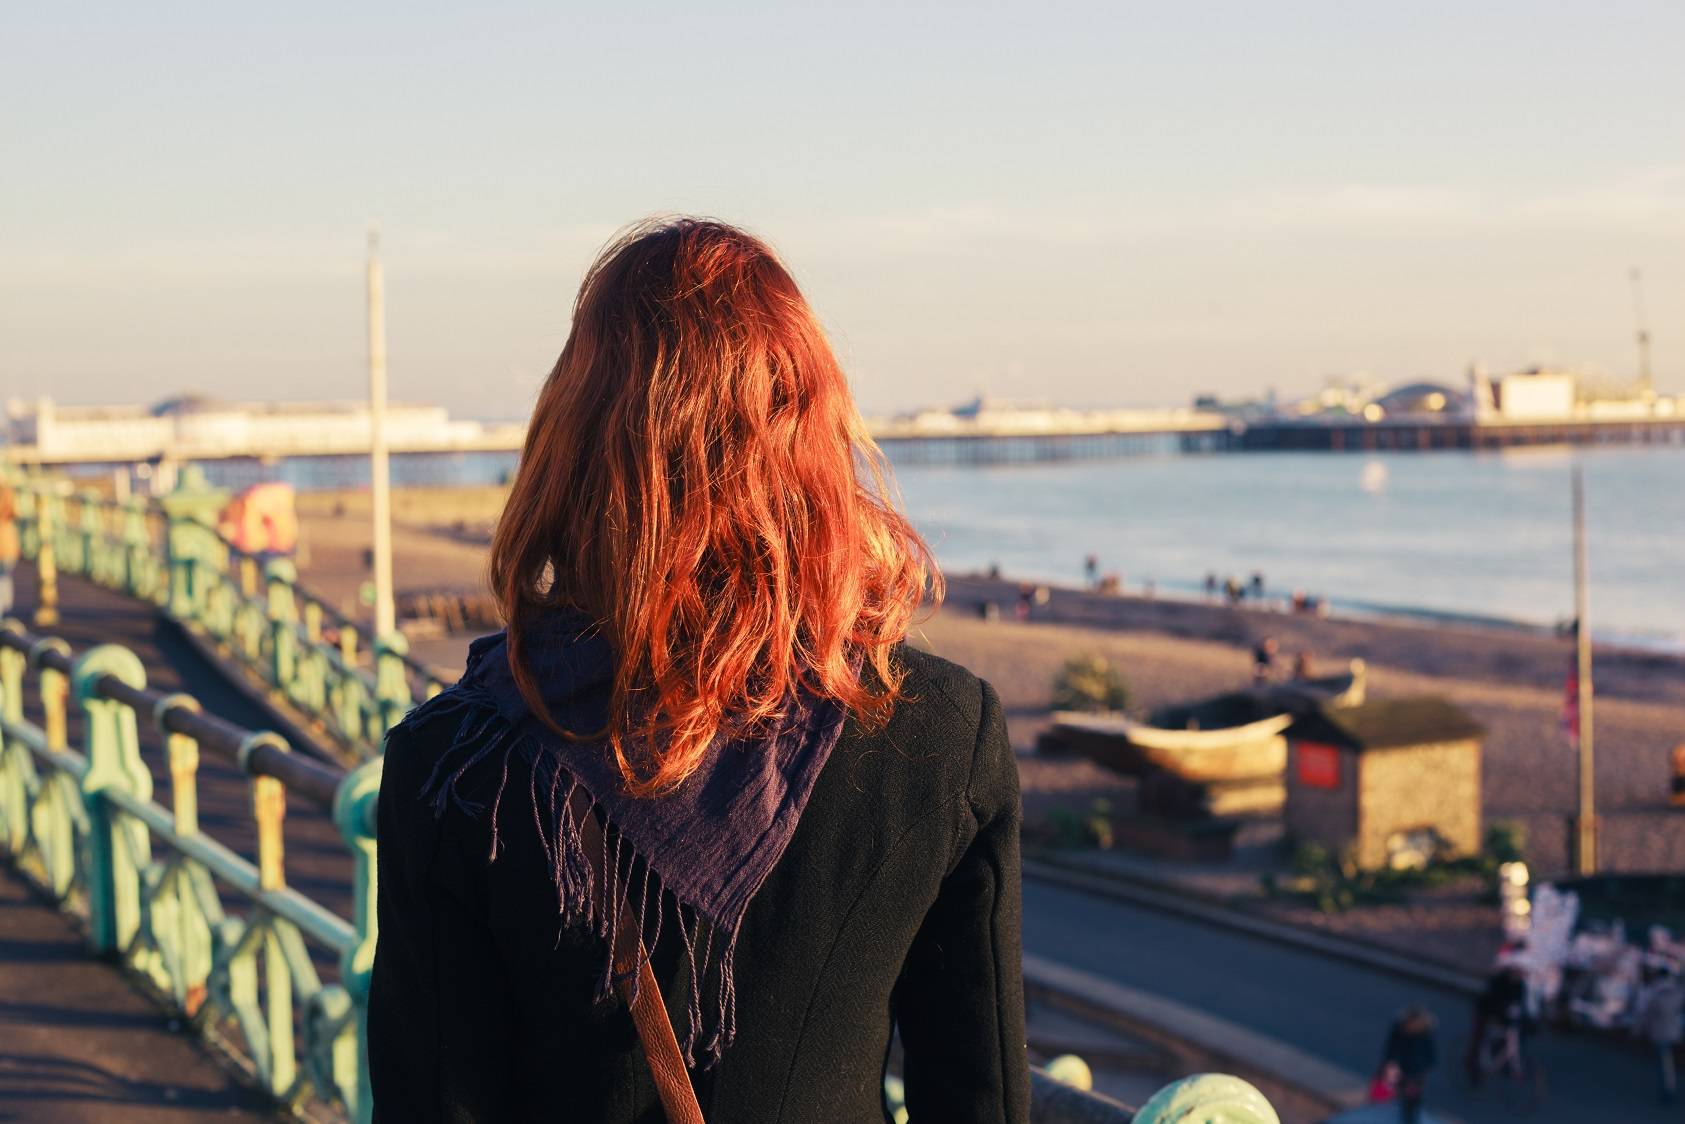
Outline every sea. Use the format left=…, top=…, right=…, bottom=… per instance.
left=188, top=445, right=1685, bottom=651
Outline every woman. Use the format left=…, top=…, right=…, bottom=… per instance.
left=1378, top=1006, right=1437, bottom=1123
left=369, top=218, right=1030, bottom=1123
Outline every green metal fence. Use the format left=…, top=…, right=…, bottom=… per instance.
left=0, top=617, right=381, bottom=1120
left=10, top=469, right=439, bottom=761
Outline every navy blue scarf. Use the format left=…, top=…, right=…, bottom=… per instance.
left=402, top=609, right=847, bottom=1067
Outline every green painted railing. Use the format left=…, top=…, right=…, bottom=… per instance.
left=0, top=617, right=381, bottom=1121
left=8, top=468, right=441, bottom=762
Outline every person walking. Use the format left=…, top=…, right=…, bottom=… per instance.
left=1637, top=965, right=1685, bottom=1103
left=1465, top=956, right=1530, bottom=1087
left=1379, top=1007, right=1437, bottom=1123
left=1251, top=636, right=1279, bottom=684
left=368, top=219, right=1031, bottom=1123
left=0, top=482, right=19, bottom=618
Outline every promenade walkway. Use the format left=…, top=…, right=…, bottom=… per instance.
left=0, top=564, right=323, bottom=1121
left=1024, top=878, right=1674, bottom=1124
left=0, top=867, right=273, bottom=1121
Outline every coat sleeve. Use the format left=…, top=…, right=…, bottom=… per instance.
left=367, top=719, right=516, bottom=1123
left=894, top=679, right=1032, bottom=1124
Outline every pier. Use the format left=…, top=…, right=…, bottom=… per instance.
left=11, top=394, right=1685, bottom=472
left=1234, top=415, right=1685, bottom=453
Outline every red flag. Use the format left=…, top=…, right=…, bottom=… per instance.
left=1562, top=654, right=1579, bottom=748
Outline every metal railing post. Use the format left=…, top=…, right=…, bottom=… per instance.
left=334, top=756, right=383, bottom=1123
left=166, top=510, right=199, bottom=621
left=74, top=490, right=102, bottom=581
left=29, top=636, right=75, bottom=899
left=153, top=692, right=215, bottom=1013
left=122, top=497, right=152, bottom=599
left=74, top=644, right=151, bottom=955
left=160, top=467, right=230, bottom=625
left=0, top=621, right=28, bottom=855
left=240, top=731, right=299, bottom=1097
left=36, top=636, right=71, bottom=753
left=158, top=695, right=203, bottom=838
left=373, top=631, right=413, bottom=735
left=33, top=493, right=59, bottom=628
left=265, top=559, right=300, bottom=697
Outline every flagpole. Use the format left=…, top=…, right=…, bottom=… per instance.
left=366, top=226, right=396, bottom=640
left=1572, top=460, right=1596, bottom=875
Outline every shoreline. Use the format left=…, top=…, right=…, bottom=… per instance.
left=293, top=478, right=1685, bottom=655
left=939, top=571, right=1685, bottom=710
left=934, top=563, right=1685, bottom=657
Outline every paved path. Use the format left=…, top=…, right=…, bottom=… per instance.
left=1024, top=878, right=1672, bottom=1124
left=2, top=565, right=344, bottom=1120
left=0, top=868, right=275, bottom=1122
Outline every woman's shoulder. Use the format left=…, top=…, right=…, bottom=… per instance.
left=890, top=643, right=993, bottom=737
left=864, top=644, right=1013, bottom=803
left=376, top=685, right=506, bottom=828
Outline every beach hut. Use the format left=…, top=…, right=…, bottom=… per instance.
left=1285, top=698, right=1484, bottom=871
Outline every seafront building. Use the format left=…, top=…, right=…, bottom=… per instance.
left=1279, top=364, right=1680, bottom=424
left=2, top=395, right=525, bottom=463
left=865, top=394, right=1226, bottom=439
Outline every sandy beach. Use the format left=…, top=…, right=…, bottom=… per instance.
left=295, top=485, right=1685, bottom=877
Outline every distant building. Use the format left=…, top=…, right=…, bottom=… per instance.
left=867, top=395, right=1227, bottom=439
left=3, top=395, right=521, bottom=462
left=1285, top=698, right=1484, bottom=870
left=1372, top=382, right=1465, bottom=417
left=1468, top=364, right=1679, bottom=423
left=1480, top=368, right=1578, bottom=420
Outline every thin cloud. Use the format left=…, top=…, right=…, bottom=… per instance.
left=802, top=166, right=1685, bottom=252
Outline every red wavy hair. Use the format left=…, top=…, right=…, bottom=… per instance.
left=490, top=218, right=940, bottom=795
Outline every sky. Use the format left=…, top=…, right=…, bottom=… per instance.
left=3, top=1, right=1682, bottom=419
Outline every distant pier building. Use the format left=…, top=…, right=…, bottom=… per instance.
left=4, top=395, right=525, bottom=464
left=1235, top=364, right=1685, bottom=452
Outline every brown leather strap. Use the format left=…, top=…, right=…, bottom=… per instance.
left=578, top=802, right=706, bottom=1124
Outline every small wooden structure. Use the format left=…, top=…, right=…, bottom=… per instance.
left=1285, top=697, right=1484, bottom=870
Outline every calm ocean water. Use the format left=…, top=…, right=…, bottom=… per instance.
left=195, top=445, right=1685, bottom=648
left=888, top=447, right=1685, bottom=649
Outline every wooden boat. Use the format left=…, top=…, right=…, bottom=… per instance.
left=1043, top=659, right=1366, bottom=786
left=1265, top=658, right=1366, bottom=710
left=1047, top=709, right=1290, bottom=783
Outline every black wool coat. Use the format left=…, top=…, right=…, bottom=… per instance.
left=368, top=645, right=1032, bottom=1123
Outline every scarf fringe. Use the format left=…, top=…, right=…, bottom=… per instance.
left=403, top=689, right=740, bottom=1068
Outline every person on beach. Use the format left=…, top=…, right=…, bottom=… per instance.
left=1379, top=1006, right=1437, bottom=1123
left=1251, top=637, right=1278, bottom=683
left=368, top=219, right=1030, bottom=1124
left=0, top=482, right=18, bottom=617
